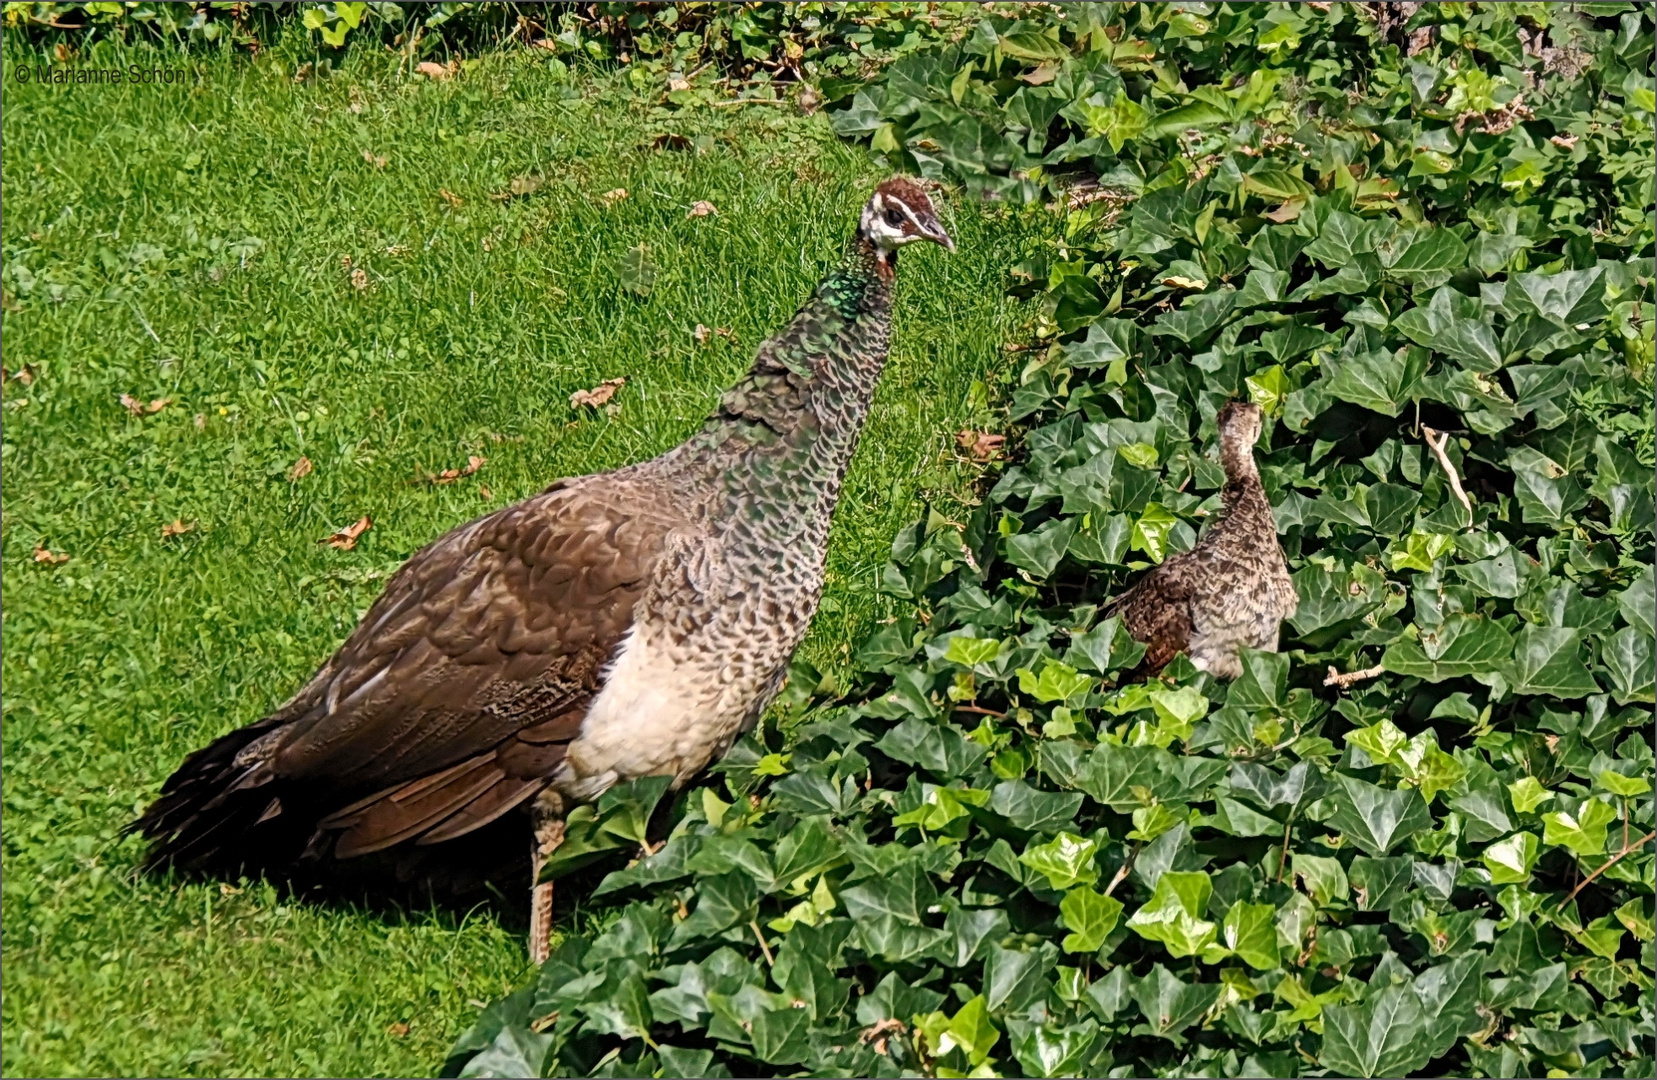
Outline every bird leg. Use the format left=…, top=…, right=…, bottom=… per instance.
left=528, top=795, right=566, bottom=966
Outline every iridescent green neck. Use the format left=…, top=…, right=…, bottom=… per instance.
left=677, top=236, right=894, bottom=483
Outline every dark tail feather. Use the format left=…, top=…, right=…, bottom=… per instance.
left=129, top=718, right=301, bottom=874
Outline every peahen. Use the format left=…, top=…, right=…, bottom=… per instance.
left=1107, top=400, right=1297, bottom=679
left=134, top=178, right=954, bottom=962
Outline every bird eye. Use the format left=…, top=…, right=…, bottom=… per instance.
left=883, top=208, right=905, bottom=227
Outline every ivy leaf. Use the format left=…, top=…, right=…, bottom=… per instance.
left=1383, top=614, right=1514, bottom=681
left=1349, top=856, right=1415, bottom=912
left=1597, top=770, right=1652, bottom=798
left=597, top=775, right=675, bottom=846
left=1059, top=887, right=1124, bottom=954
left=1016, top=658, right=1095, bottom=704
left=1507, top=776, right=1553, bottom=814
left=1127, top=870, right=1217, bottom=957
left=1222, top=901, right=1280, bottom=970
left=1602, top=626, right=1656, bottom=704
left=1130, top=502, right=1181, bottom=563
left=1292, top=853, right=1348, bottom=907
left=1482, top=832, right=1541, bottom=885
left=940, top=994, right=1000, bottom=1066
left=1019, top=831, right=1101, bottom=891
left=1509, top=625, right=1600, bottom=698
left=1319, top=983, right=1432, bottom=1078
left=990, top=780, right=1085, bottom=834
left=1541, top=799, right=1617, bottom=857
left=1326, top=773, right=1433, bottom=856
left=1132, top=964, right=1221, bottom=1039
left=1005, top=515, right=1079, bottom=579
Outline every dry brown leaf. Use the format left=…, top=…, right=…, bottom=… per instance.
left=478, top=484, right=494, bottom=501
left=1261, top=199, right=1305, bottom=223
left=350, top=267, right=370, bottom=291
left=490, top=173, right=545, bottom=202
left=438, top=188, right=465, bottom=209
left=599, top=188, right=628, bottom=207
left=361, top=149, right=388, bottom=169
left=957, top=429, right=1006, bottom=462
left=386, top=1022, right=410, bottom=1037
left=416, top=60, right=458, bottom=81
left=120, top=393, right=172, bottom=416
left=385, top=243, right=410, bottom=257
left=288, top=456, right=313, bottom=481
left=667, top=77, right=691, bottom=92
left=320, top=516, right=372, bottom=551
left=32, top=544, right=69, bottom=565
left=161, top=519, right=195, bottom=539
left=693, top=323, right=712, bottom=345
left=1550, top=133, right=1578, bottom=149
left=570, top=377, right=627, bottom=410
left=430, top=455, right=487, bottom=484
left=1018, top=64, right=1058, bottom=86
left=715, top=326, right=736, bottom=341
left=529, top=38, right=558, bottom=51
left=8, top=363, right=36, bottom=386
left=687, top=200, right=718, bottom=218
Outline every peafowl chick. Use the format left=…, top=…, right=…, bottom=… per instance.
left=1107, top=400, right=1297, bottom=679
left=133, top=178, right=954, bottom=962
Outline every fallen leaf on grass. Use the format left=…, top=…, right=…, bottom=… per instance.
left=32, top=545, right=69, bottom=565
left=668, top=77, right=691, bottom=92
left=957, top=429, right=1006, bottom=462
left=478, top=484, right=494, bottom=501
left=687, top=200, right=718, bottom=218
left=288, top=456, right=313, bottom=481
left=5, top=363, right=36, bottom=386
left=361, top=149, right=388, bottom=169
left=570, top=377, right=626, bottom=410
left=490, top=172, right=545, bottom=201
left=120, top=393, right=172, bottom=416
left=715, top=326, right=736, bottom=342
left=416, top=60, right=459, bottom=81
left=350, top=267, right=370, bottom=291
left=694, top=323, right=712, bottom=345
left=161, top=519, right=194, bottom=539
left=193, top=413, right=206, bottom=430
left=320, top=516, right=372, bottom=551
left=599, top=187, right=628, bottom=207
left=387, top=1022, right=410, bottom=1037
left=428, top=455, right=487, bottom=484
left=438, top=188, right=465, bottom=209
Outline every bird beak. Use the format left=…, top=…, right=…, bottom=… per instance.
left=922, top=216, right=955, bottom=252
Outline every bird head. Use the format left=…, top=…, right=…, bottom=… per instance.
left=859, top=178, right=955, bottom=253
left=1216, top=400, right=1264, bottom=447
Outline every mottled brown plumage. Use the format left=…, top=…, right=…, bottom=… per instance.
left=133, top=179, right=953, bottom=958
left=1107, top=401, right=1297, bottom=679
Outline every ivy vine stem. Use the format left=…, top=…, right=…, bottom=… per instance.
left=1563, top=829, right=1657, bottom=907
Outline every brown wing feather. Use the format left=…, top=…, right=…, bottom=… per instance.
left=1107, top=552, right=1197, bottom=674
left=135, top=479, right=681, bottom=872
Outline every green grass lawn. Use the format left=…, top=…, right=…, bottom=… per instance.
left=0, top=42, right=1043, bottom=1078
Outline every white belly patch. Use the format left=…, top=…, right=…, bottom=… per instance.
left=553, top=627, right=740, bottom=803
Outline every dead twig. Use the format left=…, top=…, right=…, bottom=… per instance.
left=706, top=97, right=789, bottom=108
left=1563, top=829, right=1656, bottom=907
left=1422, top=426, right=1473, bottom=516
left=1102, top=843, right=1141, bottom=899
left=1324, top=663, right=1386, bottom=688
left=750, top=919, right=775, bottom=966
left=952, top=704, right=1007, bottom=718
